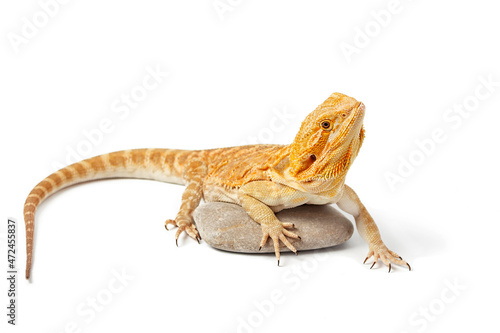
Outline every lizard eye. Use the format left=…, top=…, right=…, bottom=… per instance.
left=320, top=120, right=332, bottom=131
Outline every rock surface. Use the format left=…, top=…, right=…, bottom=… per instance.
left=193, top=202, right=353, bottom=253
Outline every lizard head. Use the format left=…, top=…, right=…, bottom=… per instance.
left=288, top=92, right=365, bottom=182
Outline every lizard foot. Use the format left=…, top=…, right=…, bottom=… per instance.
left=363, top=244, right=411, bottom=272
left=165, top=219, right=201, bottom=246
left=259, top=221, right=300, bottom=266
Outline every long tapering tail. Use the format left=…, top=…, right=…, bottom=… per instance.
left=24, top=148, right=196, bottom=279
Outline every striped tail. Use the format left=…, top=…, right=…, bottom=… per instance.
left=24, top=148, right=196, bottom=279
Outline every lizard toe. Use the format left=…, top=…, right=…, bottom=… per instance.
left=172, top=220, right=201, bottom=246
left=365, top=245, right=410, bottom=272
left=165, top=219, right=177, bottom=231
left=260, top=221, right=301, bottom=265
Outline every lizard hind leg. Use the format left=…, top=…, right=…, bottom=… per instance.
left=165, top=159, right=207, bottom=245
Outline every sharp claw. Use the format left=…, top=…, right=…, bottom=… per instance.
left=407, top=263, right=412, bottom=271
left=176, top=238, right=179, bottom=247
left=258, top=246, right=262, bottom=251
left=297, top=236, right=301, bottom=240
left=277, top=259, right=280, bottom=266
left=399, top=256, right=403, bottom=260
left=295, top=251, right=298, bottom=256
left=388, top=263, right=392, bottom=273
left=370, top=262, right=376, bottom=269
left=165, top=225, right=169, bottom=231
left=363, top=257, right=369, bottom=264
left=196, top=237, right=200, bottom=244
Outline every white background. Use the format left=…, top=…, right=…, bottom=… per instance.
left=1, top=1, right=499, bottom=332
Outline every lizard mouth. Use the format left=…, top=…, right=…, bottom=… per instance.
left=326, top=102, right=365, bottom=149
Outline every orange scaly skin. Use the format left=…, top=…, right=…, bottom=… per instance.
left=24, top=92, right=410, bottom=279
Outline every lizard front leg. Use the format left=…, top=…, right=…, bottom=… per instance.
left=165, top=159, right=207, bottom=245
left=238, top=181, right=305, bottom=265
left=336, top=184, right=411, bottom=272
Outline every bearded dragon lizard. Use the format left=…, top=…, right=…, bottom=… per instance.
left=24, top=92, right=410, bottom=279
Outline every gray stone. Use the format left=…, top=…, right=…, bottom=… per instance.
left=193, top=202, right=353, bottom=253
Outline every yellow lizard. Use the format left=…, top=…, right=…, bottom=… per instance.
left=23, top=92, right=410, bottom=279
